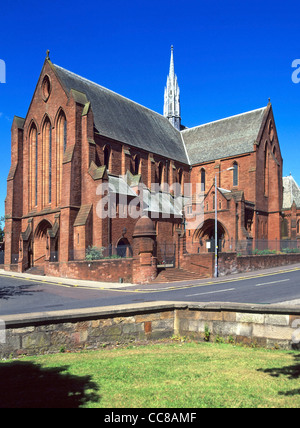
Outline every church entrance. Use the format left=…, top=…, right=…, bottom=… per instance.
left=33, top=220, right=52, bottom=266
left=194, top=219, right=227, bottom=254
left=156, top=242, right=176, bottom=268
left=116, top=238, right=132, bottom=258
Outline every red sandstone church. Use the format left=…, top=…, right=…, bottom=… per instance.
left=5, top=48, right=294, bottom=281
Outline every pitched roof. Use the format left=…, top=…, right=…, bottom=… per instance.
left=282, top=175, right=300, bottom=209
left=53, top=64, right=188, bottom=164
left=181, top=107, right=268, bottom=165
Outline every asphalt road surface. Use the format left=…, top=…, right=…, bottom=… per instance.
left=1, top=265, right=300, bottom=316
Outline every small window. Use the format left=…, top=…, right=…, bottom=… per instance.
left=200, top=168, right=206, bottom=192
left=233, top=162, right=238, bottom=187
left=104, top=146, right=111, bottom=170
left=42, top=75, right=51, bottom=101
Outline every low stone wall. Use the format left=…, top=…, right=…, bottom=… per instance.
left=218, top=252, right=300, bottom=276
left=1, top=302, right=299, bottom=358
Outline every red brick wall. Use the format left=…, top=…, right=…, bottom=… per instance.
left=45, top=258, right=134, bottom=283
left=180, top=253, right=214, bottom=277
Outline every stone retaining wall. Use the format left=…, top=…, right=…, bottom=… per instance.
left=1, top=302, right=299, bottom=358
left=218, top=253, right=300, bottom=276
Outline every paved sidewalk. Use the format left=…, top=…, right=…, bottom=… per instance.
left=1, top=262, right=300, bottom=292
left=0, top=269, right=134, bottom=289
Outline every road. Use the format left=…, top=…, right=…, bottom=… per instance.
left=0, top=265, right=300, bottom=316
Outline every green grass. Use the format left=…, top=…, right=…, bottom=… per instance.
left=0, top=341, right=299, bottom=408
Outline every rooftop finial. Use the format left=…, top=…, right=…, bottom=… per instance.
left=46, top=49, right=50, bottom=60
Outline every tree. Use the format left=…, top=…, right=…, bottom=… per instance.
left=0, top=216, right=4, bottom=242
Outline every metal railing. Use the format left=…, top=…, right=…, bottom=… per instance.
left=194, top=239, right=300, bottom=256
left=69, top=245, right=133, bottom=261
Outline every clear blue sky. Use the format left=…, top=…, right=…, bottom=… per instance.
left=0, top=0, right=300, bottom=219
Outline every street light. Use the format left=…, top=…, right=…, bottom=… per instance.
left=214, top=167, right=234, bottom=278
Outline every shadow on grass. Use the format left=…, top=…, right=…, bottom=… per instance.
left=0, top=360, right=100, bottom=408
left=257, top=353, right=300, bottom=397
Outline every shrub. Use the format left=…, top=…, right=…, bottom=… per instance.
left=85, top=246, right=104, bottom=260
left=252, top=249, right=277, bottom=256
left=281, top=248, right=300, bottom=254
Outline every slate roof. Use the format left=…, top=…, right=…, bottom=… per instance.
left=181, top=107, right=268, bottom=165
left=282, top=175, right=300, bottom=209
left=52, top=61, right=269, bottom=167
left=53, top=64, right=188, bottom=164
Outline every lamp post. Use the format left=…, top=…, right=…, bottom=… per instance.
left=214, top=167, right=234, bottom=278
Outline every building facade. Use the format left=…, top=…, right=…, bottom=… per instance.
left=5, top=48, right=284, bottom=274
left=281, top=175, right=300, bottom=244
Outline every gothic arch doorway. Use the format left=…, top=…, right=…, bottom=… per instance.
left=193, top=219, right=227, bottom=253
left=33, top=219, right=52, bottom=265
left=116, top=238, right=132, bottom=258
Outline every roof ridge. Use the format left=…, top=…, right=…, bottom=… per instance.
left=53, top=64, right=176, bottom=125
left=181, top=106, right=267, bottom=133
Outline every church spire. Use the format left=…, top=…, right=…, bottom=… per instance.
left=169, top=45, right=175, bottom=79
left=164, top=45, right=181, bottom=131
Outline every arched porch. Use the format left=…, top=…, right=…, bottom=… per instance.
left=33, top=219, right=53, bottom=266
left=193, top=219, right=229, bottom=253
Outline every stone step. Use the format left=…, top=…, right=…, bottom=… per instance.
left=26, top=266, right=45, bottom=276
left=152, top=268, right=205, bottom=283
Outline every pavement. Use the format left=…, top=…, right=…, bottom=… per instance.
left=1, top=262, right=300, bottom=296
left=0, top=269, right=132, bottom=290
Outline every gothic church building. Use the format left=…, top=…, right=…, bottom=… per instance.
left=5, top=48, right=283, bottom=275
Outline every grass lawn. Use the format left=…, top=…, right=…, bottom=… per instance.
left=0, top=341, right=299, bottom=408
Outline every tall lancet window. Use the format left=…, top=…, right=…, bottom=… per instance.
left=29, top=124, right=38, bottom=208
left=200, top=168, right=206, bottom=192
left=57, top=112, right=67, bottom=204
left=233, top=162, right=238, bottom=187
left=42, top=118, right=52, bottom=205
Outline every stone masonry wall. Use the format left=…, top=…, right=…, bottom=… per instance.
left=218, top=252, right=300, bottom=276
left=1, top=302, right=299, bottom=358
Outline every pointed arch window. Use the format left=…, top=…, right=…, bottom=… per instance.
left=57, top=111, right=67, bottom=204
left=158, top=162, right=164, bottom=186
left=264, top=144, right=269, bottom=196
left=29, top=124, right=38, bottom=208
left=177, top=168, right=183, bottom=194
left=134, top=155, right=140, bottom=175
left=104, top=145, right=111, bottom=170
left=42, top=118, right=52, bottom=205
left=233, top=162, right=238, bottom=187
left=200, top=168, right=206, bottom=192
